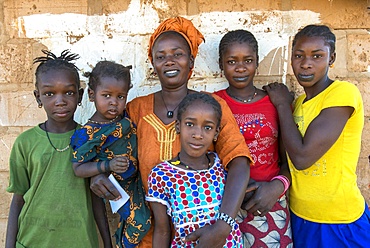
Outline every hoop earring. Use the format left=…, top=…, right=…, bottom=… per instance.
left=38, top=103, right=43, bottom=108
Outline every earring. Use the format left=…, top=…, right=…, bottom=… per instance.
left=213, top=137, right=218, bottom=142
left=220, top=71, right=223, bottom=77
left=38, top=103, right=43, bottom=108
left=330, top=64, right=334, bottom=68
left=78, top=102, right=82, bottom=106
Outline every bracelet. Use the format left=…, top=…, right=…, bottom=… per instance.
left=104, top=160, right=110, bottom=173
left=271, top=175, right=290, bottom=198
left=215, top=212, right=236, bottom=228
left=97, top=161, right=103, bottom=173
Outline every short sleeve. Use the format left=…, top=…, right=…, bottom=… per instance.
left=7, top=136, right=30, bottom=195
left=146, top=165, right=171, bottom=213
left=322, top=81, right=362, bottom=114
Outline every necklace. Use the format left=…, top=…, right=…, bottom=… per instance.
left=160, top=91, right=187, bottom=118
left=171, top=152, right=212, bottom=171
left=227, top=87, right=257, bottom=103
left=88, top=115, right=120, bottom=125
left=44, top=121, right=76, bottom=152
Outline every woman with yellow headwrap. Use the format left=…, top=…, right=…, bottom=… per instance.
left=91, top=16, right=251, bottom=247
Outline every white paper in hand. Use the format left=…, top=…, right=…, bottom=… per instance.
left=108, top=174, right=130, bottom=213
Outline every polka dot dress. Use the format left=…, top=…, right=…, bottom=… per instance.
left=146, top=152, right=242, bottom=247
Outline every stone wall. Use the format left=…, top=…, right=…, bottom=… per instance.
left=0, top=0, right=369, bottom=246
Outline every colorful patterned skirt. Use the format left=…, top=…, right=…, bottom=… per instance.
left=236, top=195, right=293, bottom=248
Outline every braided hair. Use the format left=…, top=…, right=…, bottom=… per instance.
left=177, top=93, right=222, bottom=127
left=84, top=61, right=133, bottom=91
left=218, top=29, right=259, bottom=69
left=33, top=49, right=81, bottom=88
left=293, top=24, right=336, bottom=54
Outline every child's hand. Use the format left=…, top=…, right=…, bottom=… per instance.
left=109, top=156, right=129, bottom=173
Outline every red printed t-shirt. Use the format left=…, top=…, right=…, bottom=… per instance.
left=214, top=89, right=279, bottom=181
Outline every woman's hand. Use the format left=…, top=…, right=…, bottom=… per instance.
left=90, top=174, right=121, bottom=200
left=241, top=180, right=284, bottom=216
left=183, top=220, right=231, bottom=248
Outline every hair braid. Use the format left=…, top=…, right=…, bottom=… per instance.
left=218, top=29, right=259, bottom=69
left=34, top=49, right=81, bottom=88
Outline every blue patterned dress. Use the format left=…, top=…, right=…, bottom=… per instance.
left=71, top=116, right=151, bottom=248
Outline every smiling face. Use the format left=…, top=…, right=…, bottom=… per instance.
left=221, top=41, right=258, bottom=90
left=88, top=76, right=129, bottom=122
left=34, top=68, right=81, bottom=125
left=151, top=32, right=194, bottom=89
left=291, top=36, right=336, bottom=90
left=176, top=100, right=220, bottom=161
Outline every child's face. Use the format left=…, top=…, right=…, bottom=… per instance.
left=34, top=69, right=81, bottom=124
left=291, top=36, right=335, bottom=88
left=89, top=77, right=129, bottom=121
left=152, top=32, right=194, bottom=89
left=176, top=101, right=219, bottom=159
left=221, top=42, right=258, bottom=90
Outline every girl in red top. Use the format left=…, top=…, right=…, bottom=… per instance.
left=214, top=30, right=292, bottom=247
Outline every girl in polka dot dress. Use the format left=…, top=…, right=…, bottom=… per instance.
left=146, top=93, right=242, bottom=248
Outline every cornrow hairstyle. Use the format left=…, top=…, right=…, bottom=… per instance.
left=177, top=92, right=222, bottom=127
left=218, top=29, right=259, bottom=69
left=33, top=49, right=81, bottom=88
left=85, top=61, right=133, bottom=91
left=292, top=24, right=336, bottom=54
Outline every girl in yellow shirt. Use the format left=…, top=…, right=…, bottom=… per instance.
left=264, top=24, right=370, bottom=247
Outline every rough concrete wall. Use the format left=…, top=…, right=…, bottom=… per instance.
left=0, top=0, right=369, bottom=246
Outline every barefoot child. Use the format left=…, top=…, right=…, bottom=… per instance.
left=214, top=29, right=292, bottom=247
left=146, top=93, right=242, bottom=248
left=5, top=50, right=105, bottom=247
left=70, top=61, right=151, bottom=248
left=264, top=24, right=370, bottom=247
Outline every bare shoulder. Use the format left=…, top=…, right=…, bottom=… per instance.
left=256, top=87, right=267, bottom=97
